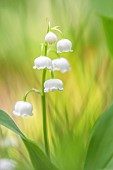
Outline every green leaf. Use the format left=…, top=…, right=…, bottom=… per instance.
left=0, top=110, right=58, bottom=170
left=84, top=103, right=113, bottom=170
left=91, top=0, right=113, bottom=18
left=102, top=16, right=113, bottom=57
left=90, top=0, right=113, bottom=57
left=0, top=109, right=25, bottom=139
left=23, top=139, right=58, bottom=170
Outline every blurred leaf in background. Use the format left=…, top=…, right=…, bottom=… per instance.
left=102, top=17, right=113, bottom=57
left=90, top=0, right=113, bottom=57
left=91, top=0, right=113, bottom=18
left=84, top=103, right=113, bottom=170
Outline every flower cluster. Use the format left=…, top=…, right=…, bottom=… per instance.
left=13, top=23, right=72, bottom=117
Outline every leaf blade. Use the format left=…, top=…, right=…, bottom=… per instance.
left=84, top=103, right=113, bottom=170
left=91, top=0, right=113, bottom=18
left=0, top=110, right=58, bottom=170
left=102, top=16, right=113, bottom=57
left=0, top=109, right=26, bottom=139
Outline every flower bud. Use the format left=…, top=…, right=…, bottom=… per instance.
left=57, top=39, right=72, bottom=53
left=44, top=79, right=63, bottom=92
left=33, top=56, right=52, bottom=70
left=52, top=58, right=71, bottom=73
left=45, top=32, right=58, bottom=45
left=13, top=101, right=33, bottom=116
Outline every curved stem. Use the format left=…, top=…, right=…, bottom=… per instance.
left=51, top=27, right=63, bottom=37
left=23, top=88, right=41, bottom=101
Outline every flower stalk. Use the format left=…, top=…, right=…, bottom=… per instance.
left=13, top=21, right=73, bottom=160
left=41, top=42, right=50, bottom=158
left=51, top=70, right=54, bottom=78
left=23, top=88, right=41, bottom=101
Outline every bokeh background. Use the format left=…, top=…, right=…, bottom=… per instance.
left=0, top=0, right=113, bottom=169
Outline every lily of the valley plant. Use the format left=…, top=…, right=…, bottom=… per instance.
left=13, top=22, right=72, bottom=158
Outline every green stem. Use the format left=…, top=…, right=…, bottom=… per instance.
left=47, top=49, right=60, bottom=58
left=23, top=88, right=41, bottom=101
left=47, top=21, right=51, bottom=33
left=51, top=70, right=54, bottom=78
left=42, top=69, right=50, bottom=157
left=41, top=42, right=50, bottom=158
left=45, top=42, right=48, bottom=56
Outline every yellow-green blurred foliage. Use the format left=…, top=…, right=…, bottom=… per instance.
left=0, top=0, right=113, bottom=169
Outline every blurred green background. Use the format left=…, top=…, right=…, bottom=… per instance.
left=0, top=0, right=113, bottom=169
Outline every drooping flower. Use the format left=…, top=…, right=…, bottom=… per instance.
left=33, top=56, right=52, bottom=70
left=52, top=58, right=71, bottom=73
left=44, top=79, right=63, bottom=92
left=57, top=39, right=73, bottom=53
left=13, top=101, right=33, bottom=116
left=0, top=159, right=16, bottom=170
left=45, top=32, right=58, bottom=45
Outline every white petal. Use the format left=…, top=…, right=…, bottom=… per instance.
left=57, top=39, right=73, bottom=53
left=33, top=56, right=52, bottom=70
left=52, top=58, right=71, bottom=73
left=13, top=101, right=33, bottom=117
left=44, top=79, right=63, bottom=93
left=45, top=32, right=58, bottom=45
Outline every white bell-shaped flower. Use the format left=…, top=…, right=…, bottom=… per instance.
left=44, top=79, right=63, bottom=92
left=57, top=39, right=73, bottom=53
left=13, top=101, right=33, bottom=116
left=33, top=56, right=52, bottom=70
left=0, top=159, right=16, bottom=170
left=45, top=32, right=58, bottom=45
left=52, top=58, right=71, bottom=73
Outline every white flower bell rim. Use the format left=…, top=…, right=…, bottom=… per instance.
left=0, top=159, right=16, bottom=170
left=44, top=79, right=64, bottom=92
left=45, top=32, right=58, bottom=45
left=33, top=56, right=52, bottom=70
left=57, top=39, right=73, bottom=53
left=52, top=57, right=71, bottom=73
left=13, top=101, right=33, bottom=116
